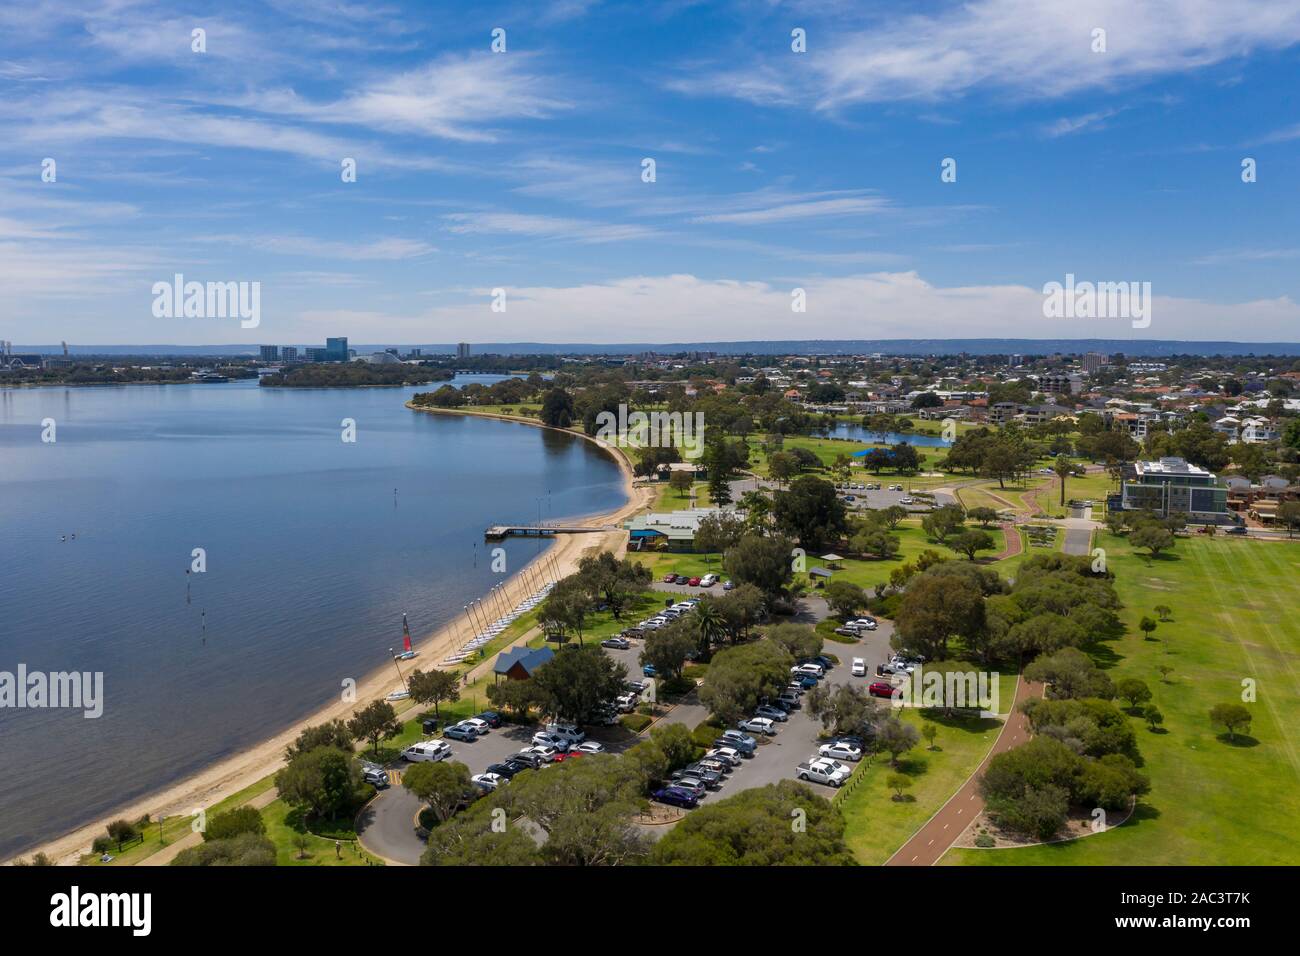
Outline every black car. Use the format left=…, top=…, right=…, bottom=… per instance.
left=475, top=710, right=503, bottom=728
left=509, top=751, right=548, bottom=769
left=486, top=761, right=525, bottom=779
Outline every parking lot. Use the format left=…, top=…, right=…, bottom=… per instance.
left=358, top=599, right=901, bottom=861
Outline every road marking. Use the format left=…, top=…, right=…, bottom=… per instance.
left=927, top=839, right=934, bottom=846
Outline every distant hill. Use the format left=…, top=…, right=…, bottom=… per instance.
left=14, top=338, right=1300, bottom=358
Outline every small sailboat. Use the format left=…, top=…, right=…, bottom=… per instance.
left=395, top=612, right=417, bottom=660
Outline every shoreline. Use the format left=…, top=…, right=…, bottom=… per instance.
left=9, top=404, right=652, bottom=866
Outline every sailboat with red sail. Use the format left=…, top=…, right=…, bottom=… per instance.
left=396, top=612, right=417, bottom=660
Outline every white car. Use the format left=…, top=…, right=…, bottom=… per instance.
left=700, top=573, right=719, bottom=587
left=573, top=741, right=605, bottom=754
left=471, top=772, right=506, bottom=791
left=460, top=717, right=491, bottom=735
left=705, top=746, right=743, bottom=767
left=819, top=741, right=863, bottom=762
left=791, top=663, right=824, bottom=678
left=401, top=741, right=451, bottom=763
left=848, top=618, right=878, bottom=631
left=545, top=722, right=586, bottom=744
left=521, top=744, right=561, bottom=762
left=739, top=717, right=778, bottom=737
left=900, top=496, right=914, bottom=505
left=851, top=657, right=866, bottom=677
left=530, top=732, right=571, bottom=753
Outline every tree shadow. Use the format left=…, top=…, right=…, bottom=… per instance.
left=1216, top=733, right=1259, bottom=748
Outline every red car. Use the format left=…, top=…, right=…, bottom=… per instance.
left=663, top=573, right=678, bottom=583
left=868, top=682, right=897, bottom=699
left=553, top=750, right=584, bottom=762
left=688, top=577, right=702, bottom=587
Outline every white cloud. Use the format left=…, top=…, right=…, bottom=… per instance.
left=670, top=0, right=1300, bottom=109
left=692, top=195, right=889, bottom=225
left=443, top=212, right=661, bottom=243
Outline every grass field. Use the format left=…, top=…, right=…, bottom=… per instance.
left=948, top=533, right=1300, bottom=865
left=837, top=702, right=1009, bottom=865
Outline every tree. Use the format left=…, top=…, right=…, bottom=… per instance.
left=486, top=677, right=544, bottom=721
left=1138, top=616, right=1158, bottom=639
left=967, top=506, right=999, bottom=527
left=1115, top=677, right=1152, bottom=711
left=530, top=645, right=627, bottom=723
left=804, top=682, right=875, bottom=737
left=202, top=806, right=266, bottom=843
left=876, top=717, right=921, bottom=767
left=691, top=596, right=729, bottom=652
left=407, top=668, right=460, bottom=720
left=1278, top=501, right=1300, bottom=538
left=921, top=722, right=938, bottom=750
left=921, top=503, right=966, bottom=543
left=285, top=719, right=353, bottom=760
left=765, top=622, right=823, bottom=661
left=723, top=533, right=795, bottom=597
left=1052, top=455, right=1072, bottom=507
left=668, top=469, right=693, bottom=498
left=912, top=391, right=942, bottom=409
left=947, top=528, right=995, bottom=561
left=693, top=511, right=747, bottom=555
left=1154, top=604, right=1172, bottom=622
left=539, top=388, right=575, bottom=427
left=887, top=773, right=914, bottom=801
left=1130, top=523, right=1175, bottom=557
left=1156, top=664, right=1174, bottom=683
left=1209, top=702, right=1252, bottom=742
left=699, top=640, right=793, bottom=724
left=1023, top=647, right=1115, bottom=700
left=172, top=832, right=277, bottom=866
left=347, top=700, right=402, bottom=756
left=640, top=618, right=697, bottom=682
left=823, top=579, right=867, bottom=619
left=403, top=760, right=475, bottom=824
left=648, top=781, right=854, bottom=865
left=1143, top=704, right=1164, bottom=732
left=275, top=746, right=364, bottom=822
left=850, top=526, right=900, bottom=560
left=713, top=583, right=766, bottom=641
left=578, top=552, right=651, bottom=619
left=773, top=475, right=849, bottom=547
left=893, top=571, right=986, bottom=661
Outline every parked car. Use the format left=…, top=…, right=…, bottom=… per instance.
left=475, top=711, right=503, bottom=728
left=573, top=741, right=605, bottom=754
left=668, top=777, right=707, bottom=800
left=695, top=757, right=731, bottom=777
left=652, top=786, right=699, bottom=809
left=819, top=741, right=864, bottom=761
left=663, top=572, right=678, bottom=583
left=796, top=675, right=819, bottom=689
left=738, top=717, right=778, bottom=736
left=471, top=772, right=506, bottom=791
left=643, top=664, right=657, bottom=677
left=755, top=704, right=789, bottom=722
left=868, top=681, right=897, bottom=698
left=361, top=766, right=389, bottom=788
left=700, top=573, right=719, bottom=587
left=676, top=764, right=723, bottom=788
left=616, top=693, right=640, bottom=712
left=521, top=744, right=562, bottom=763
left=791, top=662, right=825, bottom=678
left=722, top=580, right=735, bottom=590
left=509, top=751, right=550, bottom=769
left=401, top=741, right=451, bottom=763
left=545, top=722, right=586, bottom=744
left=776, top=692, right=802, bottom=710
left=443, top=724, right=479, bottom=742
left=601, top=635, right=631, bottom=649
left=1226, top=525, right=1248, bottom=535
left=715, top=730, right=757, bottom=752
left=704, top=747, right=743, bottom=767
left=674, top=575, right=690, bottom=585
left=851, top=657, right=866, bottom=677
left=848, top=617, right=878, bottom=631
left=796, top=757, right=851, bottom=787
left=687, top=577, right=702, bottom=587
left=485, top=761, right=525, bottom=779
left=531, top=731, right=572, bottom=752
left=900, top=496, right=914, bottom=505
left=460, top=717, right=492, bottom=735
left=834, top=626, right=861, bottom=637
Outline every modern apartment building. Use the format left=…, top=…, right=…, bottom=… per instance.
left=457, top=342, right=471, bottom=359
left=1120, top=457, right=1228, bottom=521
left=259, top=345, right=279, bottom=362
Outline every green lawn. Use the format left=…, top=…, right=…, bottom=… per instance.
left=262, top=798, right=384, bottom=866
left=837, top=705, right=1008, bottom=865
left=949, top=533, right=1300, bottom=865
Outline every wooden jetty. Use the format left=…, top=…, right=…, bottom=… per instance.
left=484, top=524, right=609, bottom=540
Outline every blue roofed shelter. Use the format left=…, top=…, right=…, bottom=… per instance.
left=493, top=646, right=554, bottom=682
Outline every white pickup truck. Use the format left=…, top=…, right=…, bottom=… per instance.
left=795, top=757, right=852, bottom=788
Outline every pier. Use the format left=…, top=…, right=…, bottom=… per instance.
left=484, top=524, right=609, bottom=540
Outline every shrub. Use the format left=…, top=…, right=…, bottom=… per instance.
left=620, top=714, right=652, bottom=733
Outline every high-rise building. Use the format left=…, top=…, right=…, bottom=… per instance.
left=259, top=345, right=279, bottom=362
left=305, top=347, right=329, bottom=362
left=1082, top=352, right=1105, bottom=374
left=457, top=342, right=471, bottom=359
left=281, top=346, right=298, bottom=363
left=326, top=337, right=349, bottom=362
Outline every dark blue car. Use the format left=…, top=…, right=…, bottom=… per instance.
left=653, top=786, right=698, bottom=809
left=643, top=664, right=658, bottom=677
left=476, top=710, right=503, bottom=728
left=797, top=675, right=819, bottom=689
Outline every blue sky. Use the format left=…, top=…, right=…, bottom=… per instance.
left=2, top=0, right=1299, bottom=347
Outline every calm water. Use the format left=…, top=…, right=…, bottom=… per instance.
left=0, top=377, right=625, bottom=857
left=826, top=423, right=952, bottom=446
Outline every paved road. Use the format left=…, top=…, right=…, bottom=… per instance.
left=1060, top=518, right=1096, bottom=556
left=885, top=676, right=1044, bottom=866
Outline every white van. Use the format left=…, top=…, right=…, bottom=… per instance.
left=851, top=658, right=866, bottom=677
left=545, top=722, right=586, bottom=745
left=401, top=740, right=451, bottom=763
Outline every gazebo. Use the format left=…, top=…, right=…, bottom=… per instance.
left=819, top=553, right=844, bottom=569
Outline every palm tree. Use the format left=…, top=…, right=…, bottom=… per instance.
left=692, top=599, right=727, bottom=654
left=1053, top=455, right=1072, bottom=508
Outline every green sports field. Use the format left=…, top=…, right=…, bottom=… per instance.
left=949, top=533, right=1300, bottom=865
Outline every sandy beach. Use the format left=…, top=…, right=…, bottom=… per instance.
left=11, top=407, right=652, bottom=866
